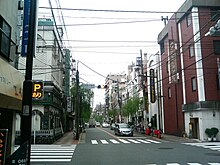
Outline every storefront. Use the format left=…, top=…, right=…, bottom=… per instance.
left=0, top=58, right=24, bottom=159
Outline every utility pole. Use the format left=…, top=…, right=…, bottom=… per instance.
left=117, top=80, right=122, bottom=122
left=75, top=70, right=80, bottom=140
left=20, top=0, right=38, bottom=164
left=140, top=50, right=147, bottom=128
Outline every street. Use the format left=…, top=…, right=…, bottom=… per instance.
left=28, top=127, right=220, bottom=165
left=72, top=127, right=220, bottom=165
left=26, top=127, right=220, bottom=165
left=23, top=127, right=220, bottom=165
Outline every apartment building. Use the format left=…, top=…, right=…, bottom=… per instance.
left=158, top=0, right=220, bottom=140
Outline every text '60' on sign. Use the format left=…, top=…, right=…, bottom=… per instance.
left=32, top=81, right=44, bottom=100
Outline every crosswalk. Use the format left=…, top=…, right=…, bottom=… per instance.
left=183, top=142, right=220, bottom=152
left=91, top=138, right=161, bottom=145
left=30, top=144, right=76, bottom=162
left=15, top=144, right=76, bottom=163
left=145, top=163, right=220, bottom=165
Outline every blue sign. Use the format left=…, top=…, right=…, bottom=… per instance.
left=21, top=0, right=30, bottom=57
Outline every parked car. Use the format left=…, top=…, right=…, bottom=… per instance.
left=96, top=122, right=101, bottom=127
left=110, top=123, right=116, bottom=130
left=114, top=123, right=133, bottom=136
left=102, top=122, right=110, bottom=128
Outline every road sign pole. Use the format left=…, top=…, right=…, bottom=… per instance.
left=20, top=0, right=38, bottom=164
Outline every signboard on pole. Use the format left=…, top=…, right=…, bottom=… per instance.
left=150, top=69, right=156, bottom=103
left=0, top=129, right=8, bottom=165
left=21, top=0, right=30, bottom=57
left=32, top=81, right=44, bottom=100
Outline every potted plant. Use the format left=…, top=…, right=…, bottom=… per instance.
left=205, top=128, right=213, bottom=141
left=211, top=127, right=219, bottom=141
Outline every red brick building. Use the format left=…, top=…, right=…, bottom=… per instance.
left=157, top=0, right=220, bottom=140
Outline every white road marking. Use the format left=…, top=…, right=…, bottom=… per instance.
left=127, top=139, right=141, bottom=143
left=146, top=139, right=161, bottom=143
left=100, top=140, right=109, bottom=144
left=91, top=140, right=98, bottom=144
left=118, top=139, right=130, bottom=143
left=137, top=139, right=151, bottom=143
left=31, top=159, right=71, bottom=162
left=109, top=139, right=120, bottom=144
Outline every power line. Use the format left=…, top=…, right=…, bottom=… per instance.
left=38, top=6, right=210, bottom=14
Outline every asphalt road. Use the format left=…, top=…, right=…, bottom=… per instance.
left=71, top=127, right=220, bottom=165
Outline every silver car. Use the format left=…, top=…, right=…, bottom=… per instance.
left=114, top=123, right=133, bottom=136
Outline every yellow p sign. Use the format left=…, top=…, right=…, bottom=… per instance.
left=32, top=81, right=43, bottom=100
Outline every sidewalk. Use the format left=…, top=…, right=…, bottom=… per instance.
left=53, top=131, right=86, bottom=145
left=159, top=133, right=200, bottom=143
left=53, top=131, right=79, bottom=145
left=134, top=130, right=200, bottom=143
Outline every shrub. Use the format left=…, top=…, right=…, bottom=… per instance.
left=205, top=128, right=212, bottom=137
left=211, top=127, right=219, bottom=137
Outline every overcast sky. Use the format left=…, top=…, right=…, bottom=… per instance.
left=39, top=0, right=186, bottom=107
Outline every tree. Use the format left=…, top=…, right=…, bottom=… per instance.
left=122, top=97, right=140, bottom=118
left=71, top=83, right=94, bottom=123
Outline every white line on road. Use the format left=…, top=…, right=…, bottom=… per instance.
left=127, top=139, right=141, bottom=143
left=31, top=159, right=71, bottom=162
left=100, top=140, right=109, bottom=144
left=31, top=153, right=73, bottom=155
left=118, top=139, right=130, bottom=143
left=31, top=150, right=74, bottom=153
left=146, top=139, right=161, bottom=144
left=136, top=139, right=151, bottom=143
left=31, top=155, right=72, bottom=159
left=91, top=140, right=98, bottom=144
left=109, top=139, right=120, bottom=144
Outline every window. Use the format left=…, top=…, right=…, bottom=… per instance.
left=186, top=13, right=192, bottom=27
left=0, top=15, right=11, bottom=60
left=166, top=61, right=169, bottom=73
left=191, top=77, right=196, bottom=91
left=160, top=42, right=165, bottom=54
left=216, top=75, right=220, bottom=90
left=168, top=87, right=171, bottom=98
left=213, top=40, right=220, bottom=55
left=210, top=7, right=220, bottom=21
left=189, top=44, right=194, bottom=58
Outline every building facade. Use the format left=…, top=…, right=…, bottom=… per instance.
left=0, top=0, right=24, bottom=160
left=105, top=73, right=126, bottom=123
left=158, top=0, right=220, bottom=140
left=17, top=18, right=72, bottom=144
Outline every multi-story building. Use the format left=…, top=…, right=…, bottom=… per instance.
left=126, top=58, right=144, bottom=125
left=105, top=73, right=126, bottom=122
left=146, top=52, right=164, bottom=131
left=157, top=0, right=220, bottom=140
left=17, top=18, right=72, bottom=144
left=0, top=0, right=24, bottom=160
